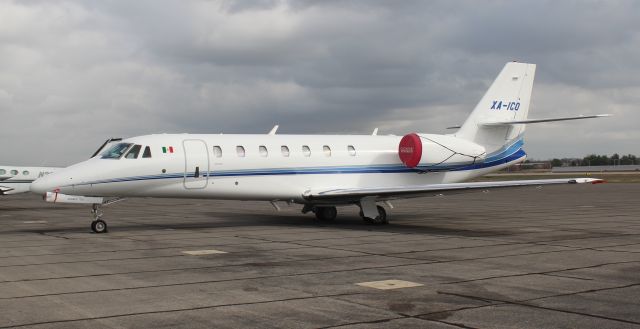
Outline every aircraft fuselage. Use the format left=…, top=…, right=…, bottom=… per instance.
left=31, top=133, right=525, bottom=203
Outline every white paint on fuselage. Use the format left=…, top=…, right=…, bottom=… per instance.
left=31, top=133, right=524, bottom=203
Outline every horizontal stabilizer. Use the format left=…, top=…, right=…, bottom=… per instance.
left=480, top=114, right=610, bottom=126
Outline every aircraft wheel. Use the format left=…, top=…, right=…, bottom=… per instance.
left=91, top=219, right=108, bottom=233
left=362, top=206, right=388, bottom=225
left=372, top=205, right=388, bottom=225
left=359, top=210, right=373, bottom=224
left=315, top=206, right=337, bottom=221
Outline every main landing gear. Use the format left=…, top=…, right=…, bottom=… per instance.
left=358, top=197, right=389, bottom=225
left=302, top=203, right=389, bottom=225
left=314, top=206, right=338, bottom=221
left=360, top=205, right=388, bottom=225
left=90, top=203, right=108, bottom=233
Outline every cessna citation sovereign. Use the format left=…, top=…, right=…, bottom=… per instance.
left=1, top=166, right=58, bottom=195
left=31, top=62, right=608, bottom=233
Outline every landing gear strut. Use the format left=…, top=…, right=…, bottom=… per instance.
left=360, top=205, right=388, bottom=225
left=90, top=204, right=108, bottom=233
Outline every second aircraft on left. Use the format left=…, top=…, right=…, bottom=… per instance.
left=0, top=166, right=59, bottom=195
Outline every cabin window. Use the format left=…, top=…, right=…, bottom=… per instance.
left=348, top=145, right=356, bottom=156
left=125, top=145, right=142, bottom=159
left=323, top=145, right=331, bottom=157
left=142, top=146, right=152, bottom=158
left=259, top=145, right=268, bottom=157
left=281, top=146, right=290, bottom=157
left=0, top=169, right=5, bottom=175
left=10, top=170, right=18, bottom=175
left=101, top=143, right=133, bottom=159
left=236, top=146, right=246, bottom=157
left=23, top=170, right=30, bottom=175
left=302, top=145, right=311, bottom=157
left=213, top=146, right=222, bottom=158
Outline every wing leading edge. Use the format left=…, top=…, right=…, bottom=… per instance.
left=303, top=178, right=604, bottom=203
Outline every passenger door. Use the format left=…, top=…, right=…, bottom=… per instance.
left=183, top=139, right=209, bottom=189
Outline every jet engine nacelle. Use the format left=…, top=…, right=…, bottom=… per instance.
left=44, top=191, right=104, bottom=204
left=398, top=133, right=486, bottom=169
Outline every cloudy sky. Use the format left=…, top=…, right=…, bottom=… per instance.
left=1, top=0, right=638, bottom=166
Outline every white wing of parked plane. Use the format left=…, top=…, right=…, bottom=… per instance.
left=304, top=178, right=604, bottom=202
left=0, top=185, right=14, bottom=194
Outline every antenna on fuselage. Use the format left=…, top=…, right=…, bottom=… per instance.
left=268, top=125, right=279, bottom=135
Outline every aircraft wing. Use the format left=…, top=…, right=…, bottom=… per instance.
left=0, top=185, right=14, bottom=195
left=303, top=178, right=604, bottom=203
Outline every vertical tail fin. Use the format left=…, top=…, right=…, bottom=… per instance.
left=455, top=62, right=536, bottom=154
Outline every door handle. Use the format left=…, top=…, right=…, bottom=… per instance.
left=194, top=166, right=200, bottom=178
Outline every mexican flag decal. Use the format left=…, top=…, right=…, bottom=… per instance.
left=162, top=146, right=174, bottom=154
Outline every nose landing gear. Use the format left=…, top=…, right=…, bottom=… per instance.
left=90, top=204, right=108, bottom=233
left=86, top=198, right=123, bottom=233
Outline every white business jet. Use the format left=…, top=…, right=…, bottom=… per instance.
left=31, top=62, right=608, bottom=233
left=1, top=166, right=58, bottom=195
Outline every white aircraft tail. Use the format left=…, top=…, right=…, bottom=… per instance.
left=455, top=62, right=536, bottom=154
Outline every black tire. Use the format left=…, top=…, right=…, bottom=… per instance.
left=359, top=210, right=373, bottom=224
left=362, top=206, right=388, bottom=225
left=315, top=206, right=337, bottom=221
left=91, top=219, right=108, bottom=233
left=374, top=205, right=388, bottom=225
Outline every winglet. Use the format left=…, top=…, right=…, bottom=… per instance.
left=268, top=125, right=279, bottom=135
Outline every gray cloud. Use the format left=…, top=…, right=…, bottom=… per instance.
left=0, top=0, right=637, bottom=166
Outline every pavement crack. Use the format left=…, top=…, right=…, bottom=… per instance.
left=436, top=284, right=640, bottom=326
left=542, top=273, right=594, bottom=281
left=318, top=316, right=405, bottom=328
left=0, top=260, right=431, bottom=300
left=443, top=260, right=640, bottom=284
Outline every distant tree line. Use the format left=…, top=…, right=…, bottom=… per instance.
left=546, top=154, right=638, bottom=167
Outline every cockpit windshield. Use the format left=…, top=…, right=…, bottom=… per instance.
left=101, top=143, right=133, bottom=159
left=125, top=145, right=142, bottom=159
